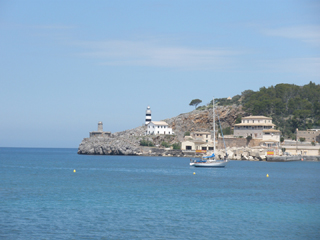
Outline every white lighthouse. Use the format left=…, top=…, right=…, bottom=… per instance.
left=145, top=106, right=152, bottom=125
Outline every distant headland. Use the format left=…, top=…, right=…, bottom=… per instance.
left=78, top=82, right=320, bottom=161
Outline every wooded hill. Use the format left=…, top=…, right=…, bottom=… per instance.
left=199, top=82, right=320, bottom=139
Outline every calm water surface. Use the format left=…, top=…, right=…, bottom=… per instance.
left=0, top=148, right=319, bottom=239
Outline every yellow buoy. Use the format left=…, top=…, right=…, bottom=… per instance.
left=193, top=172, right=196, bottom=175
left=73, top=169, right=76, bottom=173
left=266, top=174, right=269, bottom=177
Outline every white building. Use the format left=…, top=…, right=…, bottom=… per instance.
left=146, top=121, right=173, bottom=135
left=234, top=116, right=275, bottom=139
left=281, top=144, right=320, bottom=156
left=259, top=128, right=281, bottom=148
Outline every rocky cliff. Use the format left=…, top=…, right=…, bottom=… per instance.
left=166, top=105, right=244, bottom=141
left=77, top=104, right=245, bottom=155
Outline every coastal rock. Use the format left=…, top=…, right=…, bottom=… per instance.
left=77, top=136, right=142, bottom=155
left=164, top=105, right=245, bottom=141
left=78, top=105, right=246, bottom=156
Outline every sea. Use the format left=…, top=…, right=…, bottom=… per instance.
left=0, top=148, right=319, bottom=240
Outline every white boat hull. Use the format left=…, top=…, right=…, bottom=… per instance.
left=190, top=160, right=228, bottom=167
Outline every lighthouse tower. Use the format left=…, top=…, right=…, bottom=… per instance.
left=145, top=106, right=152, bottom=125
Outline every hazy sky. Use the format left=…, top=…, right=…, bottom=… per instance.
left=1, top=0, right=319, bottom=148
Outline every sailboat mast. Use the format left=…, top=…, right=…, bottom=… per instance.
left=213, top=97, right=215, bottom=156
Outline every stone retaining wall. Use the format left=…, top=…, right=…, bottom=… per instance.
left=217, top=137, right=261, bottom=149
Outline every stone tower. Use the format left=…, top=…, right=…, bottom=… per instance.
left=98, top=121, right=103, bottom=132
left=145, top=106, right=151, bottom=125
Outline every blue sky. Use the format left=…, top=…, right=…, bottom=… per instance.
left=1, top=0, right=319, bottom=148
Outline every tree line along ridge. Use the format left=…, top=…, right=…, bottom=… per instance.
left=189, top=82, right=320, bottom=140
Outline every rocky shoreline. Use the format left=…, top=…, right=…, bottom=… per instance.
left=78, top=135, right=320, bottom=161
left=78, top=106, right=244, bottom=156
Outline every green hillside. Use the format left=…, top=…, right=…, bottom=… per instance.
left=199, top=82, right=320, bottom=139
left=241, top=82, right=320, bottom=139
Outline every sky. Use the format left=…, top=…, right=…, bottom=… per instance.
left=0, top=0, right=319, bottom=148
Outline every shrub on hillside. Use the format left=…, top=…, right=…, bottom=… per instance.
left=140, top=139, right=154, bottom=147
left=161, top=141, right=171, bottom=148
left=172, top=143, right=181, bottom=150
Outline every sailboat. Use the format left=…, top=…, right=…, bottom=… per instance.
left=190, top=97, right=229, bottom=167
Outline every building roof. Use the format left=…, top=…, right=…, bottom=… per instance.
left=235, top=123, right=275, bottom=127
left=242, top=116, right=272, bottom=120
left=150, top=121, right=169, bottom=126
left=263, top=129, right=281, bottom=133
left=297, top=129, right=320, bottom=132
left=260, top=139, right=279, bottom=143
left=193, top=131, right=211, bottom=134
left=193, top=140, right=207, bottom=144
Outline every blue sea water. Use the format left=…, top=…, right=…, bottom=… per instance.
left=0, top=148, right=319, bottom=240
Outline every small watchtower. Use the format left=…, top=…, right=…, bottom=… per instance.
left=98, top=121, right=103, bottom=132
left=90, top=122, right=111, bottom=137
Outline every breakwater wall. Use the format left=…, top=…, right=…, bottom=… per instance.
left=267, top=155, right=320, bottom=162
left=301, top=155, right=320, bottom=161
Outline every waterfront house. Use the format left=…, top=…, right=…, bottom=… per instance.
left=181, top=131, right=215, bottom=151
left=234, top=116, right=275, bottom=139
left=259, top=128, right=281, bottom=148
